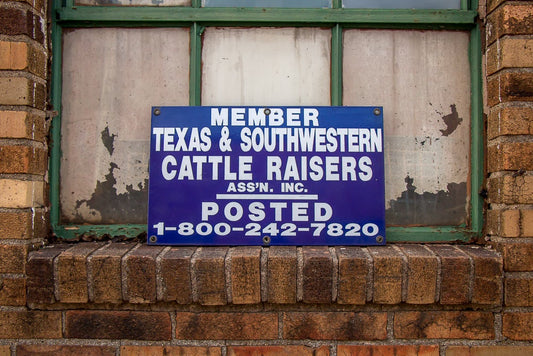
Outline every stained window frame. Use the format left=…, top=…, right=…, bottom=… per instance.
left=49, top=0, right=483, bottom=242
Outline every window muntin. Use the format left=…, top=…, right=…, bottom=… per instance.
left=202, top=0, right=331, bottom=8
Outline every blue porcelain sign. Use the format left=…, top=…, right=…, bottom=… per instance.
left=148, top=106, right=385, bottom=245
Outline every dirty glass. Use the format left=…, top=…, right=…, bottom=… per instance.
left=60, top=28, right=190, bottom=224
left=343, top=29, right=470, bottom=226
left=202, top=0, right=331, bottom=7
left=75, top=0, right=190, bottom=6
left=343, top=0, right=460, bottom=8
left=202, top=27, right=331, bottom=105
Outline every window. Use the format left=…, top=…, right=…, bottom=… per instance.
left=50, top=0, right=482, bottom=242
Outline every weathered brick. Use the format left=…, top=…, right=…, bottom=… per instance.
left=447, top=345, right=533, bottom=356
left=368, top=245, right=403, bottom=304
left=0, top=311, right=61, bottom=339
left=65, top=310, right=171, bottom=340
left=0, top=179, right=44, bottom=208
left=523, top=210, right=533, bottom=237
left=57, top=243, right=102, bottom=303
left=121, top=346, right=221, bottom=356
left=0, top=77, right=46, bottom=109
left=488, top=142, right=533, bottom=172
left=228, top=346, right=329, bottom=356
left=487, top=4, right=533, bottom=45
left=394, top=311, right=495, bottom=339
left=89, top=242, right=133, bottom=303
left=0, top=346, right=8, bottom=356
left=488, top=106, right=533, bottom=140
left=0, top=145, right=47, bottom=175
left=158, top=246, right=194, bottom=303
left=193, top=247, right=227, bottom=305
left=495, top=241, right=533, bottom=272
left=267, top=246, right=297, bottom=304
left=27, top=244, right=69, bottom=304
left=503, top=312, right=533, bottom=340
left=175, top=312, right=277, bottom=340
left=230, top=246, right=261, bottom=304
left=283, top=312, right=387, bottom=340
left=0, top=209, right=47, bottom=240
left=0, top=243, right=28, bottom=273
left=0, top=41, right=47, bottom=78
left=505, top=275, right=533, bottom=306
left=0, top=8, right=44, bottom=43
left=338, top=345, right=439, bottom=356
left=125, top=244, right=164, bottom=304
left=0, top=111, right=47, bottom=142
left=302, top=246, right=333, bottom=303
left=487, top=209, right=521, bottom=237
left=487, top=175, right=533, bottom=205
left=487, top=38, right=533, bottom=75
left=428, top=245, right=471, bottom=304
left=0, top=276, right=25, bottom=305
left=399, top=244, right=437, bottom=304
left=336, top=247, right=370, bottom=304
left=17, top=345, right=116, bottom=356
left=460, top=245, right=503, bottom=305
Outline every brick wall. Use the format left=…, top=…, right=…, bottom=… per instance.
left=1, top=0, right=533, bottom=355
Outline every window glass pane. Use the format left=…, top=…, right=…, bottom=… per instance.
left=60, top=28, right=190, bottom=224
left=202, top=27, right=331, bottom=105
left=75, top=0, right=190, bottom=6
left=343, top=29, right=470, bottom=226
left=343, top=0, right=460, bottom=9
left=203, top=0, right=331, bottom=7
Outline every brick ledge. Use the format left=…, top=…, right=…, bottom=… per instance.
left=26, top=243, right=502, bottom=307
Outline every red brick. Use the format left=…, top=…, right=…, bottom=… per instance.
left=89, top=242, right=133, bottom=303
left=496, top=241, right=533, bottom=271
left=0, top=209, right=47, bottom=240
left=193, top=247, right=228, bottom=305
left=487, top=4, right=533, bottom=45
left=267, top=246, right=297, bottom=304
left=120, top=346, right=221, bottom=356
left=228, top=346, right=329, bottom=356
left=488, top=142, right=533, bottom=172
left=428, top=245, right=471, bottom=304
left=283, top=312, right=387, bottom=340
left=17, top=345, right=116, bottom=356
left=0, top=276, right=25, bottom=305
left=336, top=247, right=370, bottom=304
left=394, top=311, right=495, bottom=339
left=503, top=312, right=533, bottom=340
left=0, top=145, right=47, bottom=175
left=125, top=244, right=164, bottom=303
left=399, top=244, right=437, bottom=304
left=175, top=312, right=277, bottom=340
left=57, top=243, right=102, bottom=303
left=460, top=245, right=502, bottom=305
left=338, top=345, right=439, bottom=356
left=158, top=246, right=195, bottom=303
left=0, top=243, right=28, bottom=274
left=302, top=246, right=333, bottom=303
left=446, top=345, right=533, bottom=356
left=27, top=245, right=69, bottom=304
left=505, top=275, right=533, bottom=306
left=488, top=106, right=533, bottom=140
left=0, top=8, right=45, bottom=43
left=368, top=245, right=404, bottom=304
left=65, top=310, right=171, bottom=340
left=0, top=311, right=61, bottom=339
left=230, top=246, right=261, bottom=304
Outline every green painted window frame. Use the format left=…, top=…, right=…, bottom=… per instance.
left=50, top=0, right=483, bottom=242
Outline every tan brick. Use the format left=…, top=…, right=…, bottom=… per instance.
left=159, top=246, right=194, bottom=304
left=0, top=346, right=8, bottom=356
left=487, top=38, right=533, bottom=75
left=460, top=245, right=503, bottom=305
left=283, top=312, right=387, bottom=340
left=193, top=247, right=228, bottom=305
left=175, top=312, right=278, bottom=340
left=0, top=111, right=47, bottom=142
left=17, top=345, right=116, bottom=356
left=0, top=77, right=34, bottom=106
left=229, top=346, right=329, bottom=356
left=0, top=311, right=61, bottom=339
left=121, top=346, right=221, bottom=356
left=399, top=244, right=437, bottom=304
left=0, top=145, right=47, bottom=175
left=487, top=209, right=522, bottom=237
left=487, top=4, right=533, bottom=45
left=394, top=311, right=495, bottom=339
left=523, top=210, right=533, bottom=237
left=0, top=276, right=25, bottom=305
left=488, top=106, right=533, bottom=140
left=230, top=246, right=261, bottom=304
left=0, top=243, right=27, bottom=273
left=487, top=175, right=533, bottom=205
left=0, top=179, right=44, bottom=208
left=0, top=209, right=47, bottom=239
left=503, top=312, right=533, bottom=340
left=336, top=246, right=370, bottom=304
left=267, top=246, right=297, bottom=304
left=338, top=345, right=439, bottom=356
left=125, top=244, right=164, bottom=304
left=496, top=241, right=533, bottom=271
left=447, top=345, right=533, bottom=356
left=368, top=245, right=403, bottom=304
left=505, top=275, right=533, bottom=307
left=0, top=41, right=45, bottom=77
left=488, top=142, right=533, bottom=172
